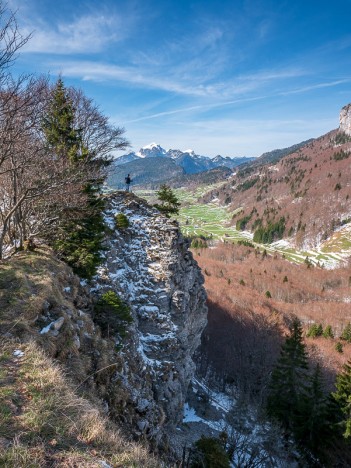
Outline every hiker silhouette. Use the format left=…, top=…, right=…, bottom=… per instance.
left=125, top=174, right=132, bottom=192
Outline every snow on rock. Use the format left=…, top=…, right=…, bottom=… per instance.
left=40, top=316, right=65, bottom=334
left=92, top=191, right=207, bottom=439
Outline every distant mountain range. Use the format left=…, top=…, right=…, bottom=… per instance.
left=108, top=143, right=254, bottom=189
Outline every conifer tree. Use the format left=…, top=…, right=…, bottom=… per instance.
left=267, top=318, right=309, bottom=430
left=323, top=324, right=334, bottom=339
left=295, top=364, right=334, bottom=456
left=42, top=78, right=84, bottom=163
left=42, top=78, right=106, bottom=278
left=340, top=322, right=351, bottom=342
left=332, top=360, right=351, bottom=438
left=154, top=184, right=181, bottom=217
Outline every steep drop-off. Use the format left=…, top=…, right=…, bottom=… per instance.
left=0, top=192, right=207, bottom=462
left=96, top=192, right=207, bottom=440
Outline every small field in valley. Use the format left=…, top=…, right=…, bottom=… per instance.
left=137, top=186, right=351, bottom=269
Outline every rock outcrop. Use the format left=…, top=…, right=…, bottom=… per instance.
left=340, top=103, right=351, bottom=135
left=93, top=192, right=207, bottom=443
left=0, top=191, right=207, bottom=457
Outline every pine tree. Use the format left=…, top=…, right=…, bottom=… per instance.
left=267, top=318, right=309, bottom=430
left=306, top=323, right=323, bottom=338
left=154, top=184, right=181, bottom=217
left=42, top=78, right=84, bottom=163
left=332, top=360, right=351, bottom=438
left=295, top=364, right=334, bottom=456
left=54, top=184, right=106, bottom=279
left=42, top=78, right=106, bottom=278
left=340, top=322, right=351, bottom=342
left=323, top=325, right=334, bottom=339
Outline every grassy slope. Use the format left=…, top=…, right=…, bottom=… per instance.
left=0, top=340, right=159, bottom=467
left=0, top=249, right=161, bottom=467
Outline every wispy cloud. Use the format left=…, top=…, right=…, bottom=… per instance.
left=21, top=13, right=127, bottom=54
left=124, top=78, right=349, bottom=123
left=56, top=58, right=311, bottom=100
left=279, top=79, right=351, bottom=95
left=125, top=96, right=269, bottom=123
left=54, top=61, right=223, bottom=96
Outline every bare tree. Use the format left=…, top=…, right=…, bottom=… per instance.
left=0, top=2, right=31, bottom=84
left=68, top=87, right=129, bottom=163
left=0, top=78, right=93, bottom=258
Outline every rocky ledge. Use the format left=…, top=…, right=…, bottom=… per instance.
left=93, top=191, right=207, bottom=444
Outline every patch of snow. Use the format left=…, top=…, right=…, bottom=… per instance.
left=99, top=461, right=112, bottom=468
left=183, top=403, right=203, bottom=423
left=40, top=323, right=52, bottom=334
left=140, top=332, right=175, bottom=343
left=271, top=239, right=290, bottom=248
left=40, top=317, right=65, bottom=334
left=63, top=286, right=71, bottom=293
left=136, top=342, right=162, bottom=368
left=13, top=349, right=24, bottom=357
left=183, top=403, right=227, bottom=431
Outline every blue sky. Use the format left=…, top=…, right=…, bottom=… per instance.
left=9, top=0, right=351, bottom=157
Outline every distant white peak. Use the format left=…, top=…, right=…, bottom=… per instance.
left=143, top=142, right=160, bottom=150
left=136, top=143, right=166, bottom=157
left=183, top=149, right=195, bottom=155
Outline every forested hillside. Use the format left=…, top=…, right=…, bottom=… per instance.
left=193, top=242, right=351, bottom=465
left=202, top=130, right=351, bottom=249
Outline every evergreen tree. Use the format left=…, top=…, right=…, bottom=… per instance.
left=340, top=322, right=351, bottom=342
left=54, top=184, right=106, bottom=279
left=295, top=364, right=334, bottom=457
left=323, top=325, right=334, bottom=339
left=267, top=318, right=309, bottom=431
left=42, top=77, right=84, bottom=163
left=306, top=323, right=323, bottom=338
left=42, top=78, right=106, bottom=278
left=190, top=436, right=230, bottom=468
left=154, top=184, right=181, bottom=218
left=332, top=360, right=351, bottom=438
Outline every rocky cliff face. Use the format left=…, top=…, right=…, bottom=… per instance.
left=1, top=192, right=207, bottom=457
left=93, top=192, right=207, bottom=443
left=340, top=103, right=351, bottom=135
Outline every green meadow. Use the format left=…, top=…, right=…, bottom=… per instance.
left=136, top=186, right=351, bottom=269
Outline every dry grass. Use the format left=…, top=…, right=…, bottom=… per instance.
left=0, top=248, right=163, bottom=466
left=0, top=340, right=161, bottom=467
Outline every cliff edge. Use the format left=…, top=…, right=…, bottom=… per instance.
left=0, top=191, right=207, bottom=463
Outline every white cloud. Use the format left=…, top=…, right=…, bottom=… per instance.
left=20, top=13, right=129, bottom=54
left=54, top=61, right=219, bottom=96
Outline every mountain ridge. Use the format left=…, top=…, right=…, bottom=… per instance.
left=114, top=143, right=253, bottom=171
left=201, top=127, right=351, bottom=250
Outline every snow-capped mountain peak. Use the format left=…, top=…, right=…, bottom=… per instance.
left=136, top=143, right=166, bottom=158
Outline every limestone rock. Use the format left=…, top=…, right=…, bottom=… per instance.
left=93, top=192, right=207, bottom=440
left=340, top=103, right=351, bottom=135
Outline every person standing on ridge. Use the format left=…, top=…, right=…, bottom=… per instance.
left=125, top=174, right=132, bottom=192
